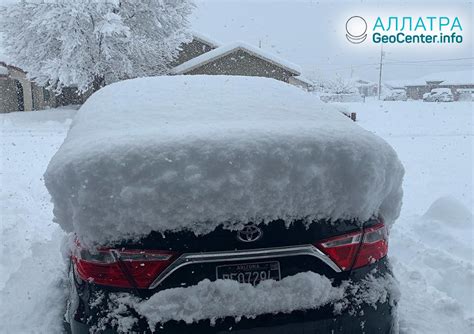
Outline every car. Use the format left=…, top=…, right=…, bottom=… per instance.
left=67, top=218, right=394, bottom=334
left=423, top=88, right=454, bottom=102
left=46, top=76, right=403, bottom=334
left=383, top=89, right=407, bottom=101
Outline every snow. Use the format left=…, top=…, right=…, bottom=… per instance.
left=88, top=271, right=397, bottom=332
left=344, top=99, right=473, bottom=333
left=44, top=75, right=404, bottom=246
left=171, top=41, right=302, bottom=75
left=422, top=70, right=474, bottom=86
left=0, top=0, right=194, bottom=92
left=0, top=64, right=8, bottom=76
left=104, top=272, right=345, bottom=330
left=405, top=70, right=474, bottom=86
left=431, top=88, right=452, bottom=94
left=0, top=108, right=75, bottom=332
left=191, top=30, right=220, bottom=48
left=0, top=99, right=472, bottom=333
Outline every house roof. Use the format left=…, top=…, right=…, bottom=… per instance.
left=291, top=75, right=314, bottom=86
left=406, top=70, right=474, bottom=86
left=0, top=64, right=8, bottom=76
left=191, top=31, right=220, bottom=49
left=171, top=41, right=302, bottom=76
left=0, top=60, right=26, bottom=74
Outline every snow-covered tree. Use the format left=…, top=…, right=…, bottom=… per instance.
left=324, top=75, right=357, bottom=95
left=0, top=0, right=194, bottom=93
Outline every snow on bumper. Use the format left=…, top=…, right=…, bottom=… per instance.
left=92, top=271, right=399, bottom=333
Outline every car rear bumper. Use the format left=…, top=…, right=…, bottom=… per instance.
left=69, top=299, right=395, bottom=334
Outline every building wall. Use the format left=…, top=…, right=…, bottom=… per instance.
left=0, top=78, right=19, bottom=113
left=32, top=83, right=56, bottom=110
left=184, top=50, right=295, bottom=83
left=8, top=67, right=33, bottom=111
left=172, top=40, right=216, bottom=67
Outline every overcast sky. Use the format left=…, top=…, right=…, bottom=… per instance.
left=193, top=0, right=473, bottom=82
left=1, top=0, right=472, bottom=82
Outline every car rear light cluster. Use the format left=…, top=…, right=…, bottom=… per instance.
left=72, top=244, right=178, bottom=289
left=316, top=222, right=388, bottom=271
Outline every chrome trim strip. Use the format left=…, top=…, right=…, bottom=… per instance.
left=148, top=244, right=341, bottom=289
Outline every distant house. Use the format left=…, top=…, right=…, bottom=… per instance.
left=404, top=71, right=474, bottom=100
left=353, top=79, right=378, bottom=97
left=1, top=33, right=313, bottom=112
left=171, top=41, right=309, bottom=90
left=173, top=32, right=220, bottom=66
left=0, top=61, right=55, bottom=113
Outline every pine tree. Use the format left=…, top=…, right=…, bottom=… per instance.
left=0, top=0, right=194, bottom=93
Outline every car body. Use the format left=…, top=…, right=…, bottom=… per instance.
left=66, top=219, right=395, bottom=334
left=423, top=88, right=454, bottom=102
left=384, top=89, right=407, bottom=101
left=52, top=76, right=400, bottom=334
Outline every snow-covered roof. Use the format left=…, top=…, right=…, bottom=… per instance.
left=191, top=31, right=220, bottom=49
left=45, top=75, right=403, bottom=245
left=172, top=41, right=302, bottom=75
left=0, top=65, right=8, bottom=76
left=384, top=80, right=409, bottom=89
left=406, top=70, right=474, bottom=86
left=291, top=75, right=314, bottom=86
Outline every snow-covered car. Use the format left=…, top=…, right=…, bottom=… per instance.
left=423, top=88, right=454, bottom=102
left=45, top=76, right=404, bottom=334
left=384, top=89, right=407, bottom=101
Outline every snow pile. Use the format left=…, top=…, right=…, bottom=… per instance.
left=423, top=196, right=473, bottom=228
left=90, top=272, right=397, bottom=333
left=45, top=75, right=404, bottom=245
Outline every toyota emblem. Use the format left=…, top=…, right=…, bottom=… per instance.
left=237, top=224, right=263, bottom=243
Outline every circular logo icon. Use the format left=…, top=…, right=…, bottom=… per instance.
left=237, top=224, right=263, bottom=243
left=346, top=16, right=367, bottom=44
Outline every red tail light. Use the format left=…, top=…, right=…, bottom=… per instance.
left=316, top=222, right=388, bottom=271
left=72, top=244, right=178, bottom=289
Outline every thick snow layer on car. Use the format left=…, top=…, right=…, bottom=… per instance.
left=44, top=75, right=404, bottom=245
left=89, top=272, right=397, bottom=333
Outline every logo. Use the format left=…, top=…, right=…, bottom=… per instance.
left=237, top=224, right=263, bottom=243
left=346, top=16, right=368, bottom=44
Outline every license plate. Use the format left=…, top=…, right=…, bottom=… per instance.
left=216, top=261, right=281, bottom=285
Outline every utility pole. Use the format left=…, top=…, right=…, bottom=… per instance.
left=378, top=45, right=384, bottom=100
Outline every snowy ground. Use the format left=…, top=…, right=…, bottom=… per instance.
left=0, top=100, right=472, bottom=333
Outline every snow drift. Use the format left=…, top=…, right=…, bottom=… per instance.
left=44, top=75, right=404, bottom=245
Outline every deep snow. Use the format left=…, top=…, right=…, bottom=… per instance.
left=44, top=76, right=403, bottom=246
left=0, top=99, right=472, bottom=333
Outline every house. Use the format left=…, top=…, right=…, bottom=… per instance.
left=405, top=71, right=474, bottom=100
left=2, top=33, right=313, bottom=112
left=353, top=79, right=379, bottom=97
left=288, top=75, right=315, bottom=92
left=173, top=31, right=220, bottom=66
left=0, top=61, right=55, bottom=113
left=171, top=41, right=305, bottom=88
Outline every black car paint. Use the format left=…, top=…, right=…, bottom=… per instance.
left=66, top=219, right=395, bottom=333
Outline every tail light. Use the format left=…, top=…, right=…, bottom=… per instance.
left=72, top=243, right=178, bottom=289
left=316, top=222, right=388, bottom=271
